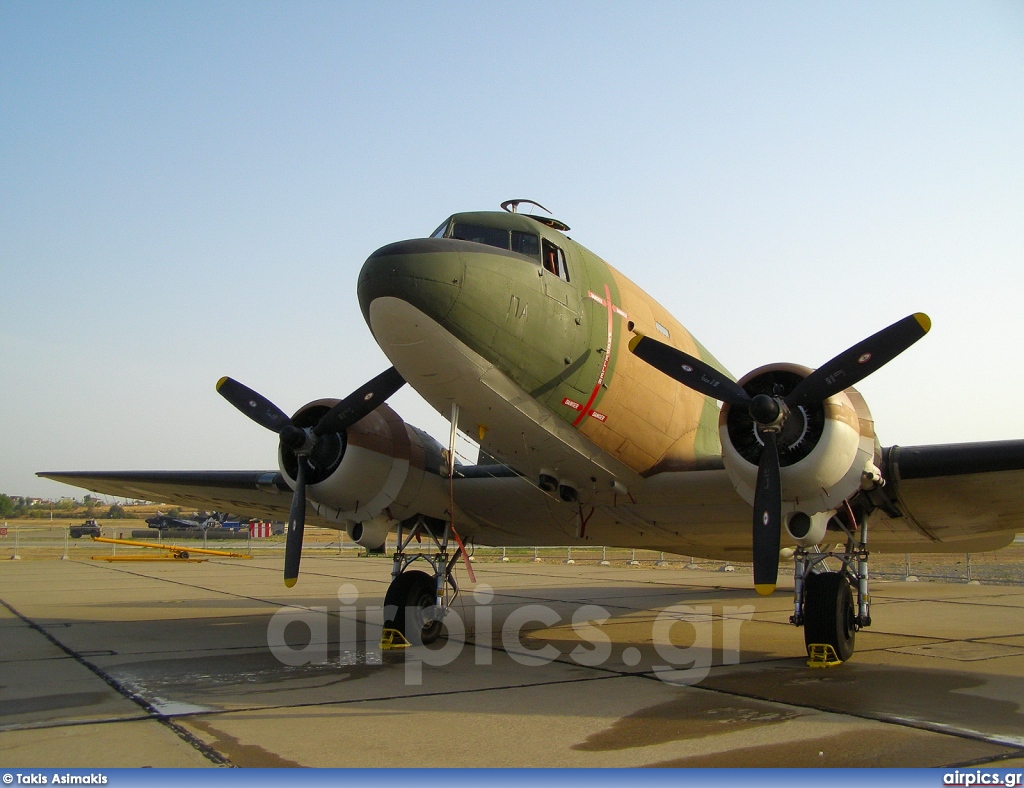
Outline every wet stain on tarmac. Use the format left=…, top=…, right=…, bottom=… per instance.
left=647, top=726, right=1016, bottom=767
left=186, top=718, right=302, bottom=767
left=573, top=690, right=800, bottom=751
left=110, top=651, right=390, bottom=708
left=699, top=663, right=1024, bottom=744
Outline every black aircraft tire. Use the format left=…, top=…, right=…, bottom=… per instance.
left=803, top=571, right=856, bottom=662
left=383, top=570, right=443, bottom=646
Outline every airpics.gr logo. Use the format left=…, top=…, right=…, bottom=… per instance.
left=266, top=583, right=754, bottom=686
left=944, top=772, right=1022, bottom=787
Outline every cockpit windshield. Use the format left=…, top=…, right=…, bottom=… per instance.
left=451, top=223, right=509, bottom=249
left=448, top=222, right=540, bottom=262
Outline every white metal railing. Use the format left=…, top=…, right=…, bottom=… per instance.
left=2, top=523, right=1021, bottom=585
left=0, top=524, right=357, bottom=560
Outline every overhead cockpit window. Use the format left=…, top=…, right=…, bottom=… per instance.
left=430, top=221, right=449, bottom=238
left=450, top=223, right=541, bottom=263
left=541, top=239, right=570, bottom=282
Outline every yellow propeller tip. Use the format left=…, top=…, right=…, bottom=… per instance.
left=914, top=313, right=931, bottom=333
left=284, top=577, right=297, bottom=588
left=754, top=584, right=776, bottom=596
left=216, top=376, right=229, bottom=391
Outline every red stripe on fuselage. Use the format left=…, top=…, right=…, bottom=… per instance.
left=573, top=283, right=615, bottom=427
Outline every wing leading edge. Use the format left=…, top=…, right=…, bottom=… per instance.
left=34, top=470, right=332, bottom=527
left=873, top=439, right=1024, bottom=547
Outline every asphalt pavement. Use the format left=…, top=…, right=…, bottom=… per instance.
left=2, top=556, right=1023, bottom=768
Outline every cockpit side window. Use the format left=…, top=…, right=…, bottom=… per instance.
left=511, top=230, right=539, bottom=259
left=541, top=239, right=570, bottom=282
left=430, top=220, right=449, bottom=238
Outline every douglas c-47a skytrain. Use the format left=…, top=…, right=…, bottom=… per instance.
left=44, top=200, right=1024, bottom=662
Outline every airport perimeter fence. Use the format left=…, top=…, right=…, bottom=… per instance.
left=463, top=544, right=1024, bottom=585
left=0, top=523, right=354, bottom=562
left=2, top=523, right=1022, bottom=585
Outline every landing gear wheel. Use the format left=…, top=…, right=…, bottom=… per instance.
left=383, top=570, right=442, bottom=646
left=803, top=571, right=856, bottom=662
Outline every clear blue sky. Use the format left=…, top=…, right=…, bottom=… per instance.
left=2, top=2, right=1022, bottom=499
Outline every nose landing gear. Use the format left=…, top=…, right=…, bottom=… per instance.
left=791, top=505, right=870, bottom=664
left=382, top=515, right=464, bottom=647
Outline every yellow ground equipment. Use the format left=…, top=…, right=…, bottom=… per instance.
left=380, top=628, right=411, bottom=650
left=90, top=535, right=252, bottom=562
left=806, top=643, right=844, bottom=668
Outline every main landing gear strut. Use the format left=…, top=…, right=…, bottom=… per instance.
left=790, top=506, right=871, bottom=663
left=382, top=515, right=463, bottom=647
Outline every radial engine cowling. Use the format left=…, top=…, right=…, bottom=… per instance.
left=719, top=363, right=880, bottom=531
left=278, top=401, right=448, bottom=531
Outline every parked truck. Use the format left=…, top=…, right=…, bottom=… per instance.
left=69, top=519, right=101, bottom=538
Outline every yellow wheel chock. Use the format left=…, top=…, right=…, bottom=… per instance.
left=807, top=643, right=843, bottom=668
left=380, top=628, right=411, bottom=650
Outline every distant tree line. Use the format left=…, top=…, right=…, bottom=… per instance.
left=0, top=494, right=135, bottom=519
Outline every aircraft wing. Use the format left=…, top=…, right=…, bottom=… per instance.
left=867, top=440, right=1024, bottom=548
left=450, top=439, right=1024, bottom=555
left=34, top=470, right=343, bottom=527
left=38, top=438, right=1024, bottom=555
left=450, top=440, right=1024, bottom=557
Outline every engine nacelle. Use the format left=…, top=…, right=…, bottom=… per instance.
left=278, top=401, right=450, bottom=528
left=784, top=510, right=831, bottom=547
left=346, top=515, right=395, bottom=550
left=720, top=363, right=880, bottom=532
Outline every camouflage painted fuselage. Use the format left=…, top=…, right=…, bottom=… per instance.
left=358, top=211, right=728, bottom=480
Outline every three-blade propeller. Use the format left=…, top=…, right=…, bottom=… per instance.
left=629, top=313, right=930, bottom=595
left=216, top=367, right=405, bottom=587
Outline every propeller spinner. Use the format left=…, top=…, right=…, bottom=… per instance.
left=629, top=313, right=930, bottom=595
left=216, top=367, right=405, bottom=587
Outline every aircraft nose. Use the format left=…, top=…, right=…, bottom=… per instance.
left=357, top=238, right=466, bottom=329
